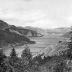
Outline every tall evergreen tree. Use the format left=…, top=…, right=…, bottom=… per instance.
left=8, top=46, right=21, bottom=72
left=0, top=48, right=6, bottom=65
left=21, top=45, right=33, bottom=72
left=21, top=45, right=32, bottom=65
left=0, top=48, right=7, bottom=72
left=10, top=48, right=17, bottom=59
left=9, top=47, right=18, bottom=67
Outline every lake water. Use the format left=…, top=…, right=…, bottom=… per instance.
left=4, top=36, right=64, bottom=57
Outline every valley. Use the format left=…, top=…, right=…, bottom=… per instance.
left=4, top=35, right=64, bottom=57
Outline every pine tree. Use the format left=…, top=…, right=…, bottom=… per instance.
left=21, top=45, right=33, bottom=72
left=0, top=48, right=6, bottom=65
left=9, top=47, right=21, bottom=72
left=10, top=48, right=17, bottom=59
left=0, top=48, right=7, bottom=72
left=21, top=45, right=32, bottom=65
left=9, top=47, right=18, bottom=66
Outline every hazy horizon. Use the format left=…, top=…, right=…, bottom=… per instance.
left=0, top=0, right=72, bottom=29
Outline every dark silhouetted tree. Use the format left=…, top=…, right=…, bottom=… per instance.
left=9, top=47, right=18, bottom=72
left=21, top=45, right=32, bottom=65
left=21, top=45, right=33, bottom=72
left=0, top=48, right=7, bottom=72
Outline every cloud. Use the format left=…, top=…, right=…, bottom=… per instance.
left=0, top=9, right=52, bottom=28
left=60, top=16, right=72, bottom=27
left=8, top=0, right=31, bottom=1
left=0, top=9, right=46, bottom=20
left=67, top=16, right=72, bottom=22
left=0, top=9, right=68, bottom=29
left=23, top=0, right=31, bottom=1
left=1, top=8, right=72, bottom=29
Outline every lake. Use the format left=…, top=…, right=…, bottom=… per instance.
left=4, top=36, right=64, bottom=57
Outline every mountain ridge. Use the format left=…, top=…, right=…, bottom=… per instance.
left=0, top=20, right=36, bottom=47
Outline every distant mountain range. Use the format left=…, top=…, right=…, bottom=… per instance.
left=5, top=25, right=43, bottom=37
left=55, top=27, right=72, bottom=38
left=24, top=26, right=46, bottom=35
left=16, top=26, right=43, bottom=37
left=62, top=30, right=72, bottom=38
left=46, top=27, right=71, bottom=37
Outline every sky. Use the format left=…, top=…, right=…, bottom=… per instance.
left=0, top=0, right=72, bottom=29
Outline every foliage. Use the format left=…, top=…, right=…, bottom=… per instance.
left=53, top=58, right=67, bottom=72
left=0, top=49, right=8, bottom=72
left=21, top=45, right=32, bottom=65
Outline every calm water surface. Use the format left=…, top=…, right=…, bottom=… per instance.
left=4, top=36, right=64, bottom=57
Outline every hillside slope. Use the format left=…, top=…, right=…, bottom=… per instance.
left=62, top=31, right=72, bottom=38
left=0, top=20, right=9, bottom=30
left=0, top=20, right=35, bottom=47
left=17, top=26, right=43, bottom=37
